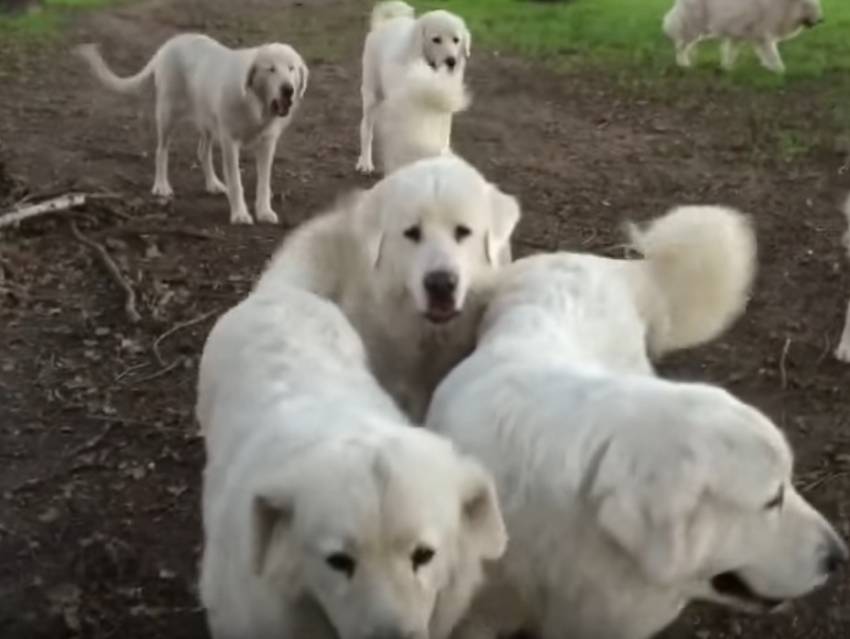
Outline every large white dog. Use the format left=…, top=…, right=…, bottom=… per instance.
left=76, top=33, right=308, bottom=224
left=663, top=0, right=824, bottom=73
left=357, top=1, right=471, bottom=174
left=426, top=205, right=848, bottom=639
left=197, top=278, right=507, bottom=639
left=261, top=155, right=519, bottom=420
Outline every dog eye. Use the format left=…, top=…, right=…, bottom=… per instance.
left=410, top=545, right=435, bottom=570
left=326, top=552, right=357, bottom=577
left=403, top=225, right=422, bottom=243
left=764, top=485, right=784, bottom=510
left=452, top=36, right=460, bottom=44
left=454, top=225, right=472, bottom=242
left=432, top=36, right=442, bottom=44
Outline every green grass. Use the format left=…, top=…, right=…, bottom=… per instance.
left=0, top=0, right=123, bottom=37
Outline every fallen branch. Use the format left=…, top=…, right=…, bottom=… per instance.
left=152, top=309, right=218, bottom=366
left=68, top=421, right=117, bottom=458
left=70, top=220, right=142, bottom=324
left=779, top=337, right=791, bottom=390
left=114, top=225, right=222, bottom=241
left=0, top=193, right=87, bottom=229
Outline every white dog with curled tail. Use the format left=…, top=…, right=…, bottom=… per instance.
left=75, top=33, right=309, bottom=224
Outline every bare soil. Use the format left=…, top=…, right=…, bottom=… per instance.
left=0, top=1, right=848, bottom=637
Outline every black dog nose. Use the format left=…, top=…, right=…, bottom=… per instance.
left=281, top=84, right=294, bottom=99
left=445, top=56, right=456, bottom=70
left=424, top=270, right=457, bottom=299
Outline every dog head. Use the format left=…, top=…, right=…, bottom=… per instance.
left=587, top=380, right=847, bottom=611
left=250, top=427, right=506, bottom=639
left=414, top=10, right=471, bottom=73
left=798, top=0, right=824, bottom=28
left=245, top=43, right=309, bottom=118
left=354, top=156, right=520, bottom=325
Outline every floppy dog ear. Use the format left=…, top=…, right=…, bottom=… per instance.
left=296, top=58, right=310, bottom=99
left=459, top=458, right=507, bottom=560
left=244, top=60, right=259, bottom=99
left=463, top=26, right=472, bottom=59
left=485, top=187, right=521, bottom=266
left=252, top=490, right=295, bottom=576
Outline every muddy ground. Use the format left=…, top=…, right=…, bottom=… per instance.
left=0, top=0, right=849, bottom=637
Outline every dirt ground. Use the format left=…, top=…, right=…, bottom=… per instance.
left=1, top=0, right=849, bottom=637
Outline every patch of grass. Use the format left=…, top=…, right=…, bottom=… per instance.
left=0, top=0, right=124, bottom=37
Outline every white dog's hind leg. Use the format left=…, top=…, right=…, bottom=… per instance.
left=356, top=92, right=379, bottom=174
left=720, top=39, right=740, bottom=71
left=254, top=135, right=279, bottom=224
left=152, top=94, right=176, bottom=198
left=835, top=299, right=850, bottom=362
left=754, top=39, right=785, bottom=73
left=221, top=137, right=252, bottom=225
left=198, top=131, right=227, bottom=194
left=674, top=40, right=698, bottom=68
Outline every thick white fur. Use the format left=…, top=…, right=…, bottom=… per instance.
left=427, top=205, right=848, bottom=639
left=379, top=58, right=471, bottom=174
left=197, top=280, right=507, bottom=639
left=663, top=0, right=824, bottom=72
left=261, top=155, right=520, bottom=421
left=357, top=1, right=471, bottom=174
left=834, top=194, right=850, bottom=361
left=75, top=33, right=308, bottom=224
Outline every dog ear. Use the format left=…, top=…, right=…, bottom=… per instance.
left=244, top=60, right=258, bottom=99
left=252, top=489, right=295, bottom=575
left=459, top=457, right=507, bottom=560
left=463, top=26, right=472, bottom=59
left=485, top=187, right=521, bottom=266
left=296, top=58, right=310, bottom=99
left=351, top=191, right=386, bottom=269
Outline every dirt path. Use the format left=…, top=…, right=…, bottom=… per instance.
left=0, top=0, right=848, bottom=637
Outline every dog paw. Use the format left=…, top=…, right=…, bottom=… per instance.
left=206, top=179, right=227, bottom=195
left=835, top=342, right=850, bottom=363
left=255, top=206, right=279, bottom=224
left=230, top=209, right=254, bottom=225
left=355, top=156, right=375, bottom=174
left=151, top=183, right=174, bottom=198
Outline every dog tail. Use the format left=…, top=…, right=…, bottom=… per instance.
left=628, top=205, right=757, bottom=356
left=74, top=43, right=158, bottom=95
left=370, top=0, right=415, bottom=31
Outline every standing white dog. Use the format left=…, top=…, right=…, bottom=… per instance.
left=197, top=279, right=507, bottom=639
left=261, top=155, right=519, bottom=420
left=75, top=33, right=309, bottom=224
left=663, top=0, right=824, bottom=72
left=427, top=206, right=848, bottom=639
left=357, top=1, right=471, bottom=174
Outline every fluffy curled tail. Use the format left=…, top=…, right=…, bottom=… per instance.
left=629, top=205, right=757, bottom=356
left=370, top=0, right=415, bottom=31
left=74, top=43, right=157, bottom=95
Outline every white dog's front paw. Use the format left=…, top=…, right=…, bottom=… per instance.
left=835, top=340, right=850, bottom=363
left=230, top=208, right=254, bottom=225
left=675, top=52, right=693, bottom=68
left=151, top=182, right=174, bottom=198
left=255, top=206, right=279, bottom=224
left=206, top=178, right=227, bottom=195
left=356, top=156, right=375, bottom=174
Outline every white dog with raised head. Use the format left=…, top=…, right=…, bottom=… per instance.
left=663, top=0, right=824, bottom=72
left=75, top=33, right=308, bottom=224
left=357, top=1, right=471, bottom=174
left=197, top=278, right=507, bottom=639
left=261, top=155, right=519, bottom=421
left=427, top=205, right=848, bottom=639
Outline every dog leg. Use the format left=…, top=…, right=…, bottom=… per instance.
left=152, top=94, right=176, bottom=198
left=720, top=39, right=740, bottom=71
left=356, top=91, right=379, bottom=174
left=221, top=137, right=252, bottom=225
left=835, top=299, right=850, bottom=362
left=198, top=131, right=227, bottom=194
left=754, top=39, right=785, bottom=73
left=674, top=40, right=697, bottom=68
left=254, top=135, right=279, bottom=224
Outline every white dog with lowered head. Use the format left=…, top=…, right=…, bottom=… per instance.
left=261, top=155, right=519, bottom=421
left=427, top=205, right=848, bottom=639
left=663, top=0, right=824, bottom=72
left=197, top=279, right=507, bottom=639
left=357, top=1, right=471, bottom=174
left=75, top=33, right=308, bottom=224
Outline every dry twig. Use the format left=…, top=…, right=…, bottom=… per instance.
left=152, top=309, right=218, bottom=366
left=779, top=337, right=791, bottom=389
left=0, top=193, right=87, bottom=228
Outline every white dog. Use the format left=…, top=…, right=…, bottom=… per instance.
left=378, top=58, right=471, bottom=174
left=663, top=0, right=824, bottom=73
left=197, top=278, right=507, bottom=639
left=357, top=1, right=471, bottom=174
left=75, top=33, right=308, bottom=224
left=427, top=205, right=848, bottom=639
left=834, top=195, right=850, bottom=362
left=260, top=156, right=519, bottom=421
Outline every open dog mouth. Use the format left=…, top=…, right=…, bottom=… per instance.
left=424, top=300, right=460, bottom=324
left=270, top=96, right=292, bottom=117
left=710, top=572, right=786, bottom=611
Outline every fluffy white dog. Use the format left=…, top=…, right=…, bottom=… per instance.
left=357, top=1, right=471, bottom=174
left=663, top=0, right=824, bottom=73
left=427, top=205, right=848, bottom=639
left=834, top=195, right=850, bottom=362
left=261, top=155, right=519, bottom=421
left=75, top=33, right=308, bottom=224
left=197, top=279, right=507, bottom=639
